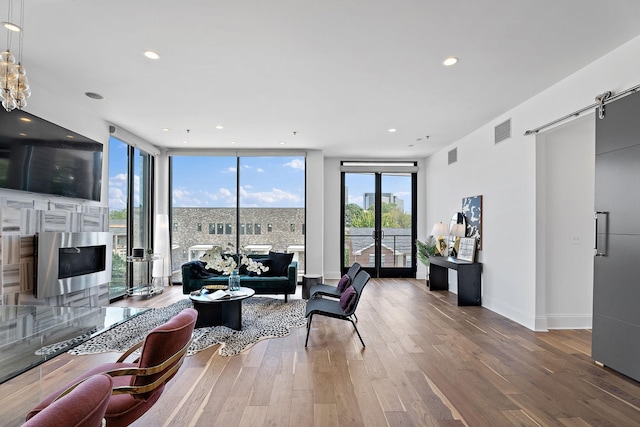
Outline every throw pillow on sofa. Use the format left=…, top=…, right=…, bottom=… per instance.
left=184, top=261, right=216, bottom=279
left=268, top=251, right=294, bottom=276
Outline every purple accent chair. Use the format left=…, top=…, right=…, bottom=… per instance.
left=23, top=374, right=113, bottom=427
left=27, top=308, right=197, bottom=427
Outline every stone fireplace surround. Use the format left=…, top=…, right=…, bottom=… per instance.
left=0, top=195, right=110, bottom=308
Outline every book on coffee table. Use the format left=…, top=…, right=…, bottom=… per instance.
left=205, top=289, right=249, bottom=300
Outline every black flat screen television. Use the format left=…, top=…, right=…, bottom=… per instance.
left=0, top=109, right=103, bottom=201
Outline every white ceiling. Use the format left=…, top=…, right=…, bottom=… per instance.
left=10, top=0, right=640, bottom=157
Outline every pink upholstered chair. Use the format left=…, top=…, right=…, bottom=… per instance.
left=27, top=308, right=197, bottom=427
left=23, top=374, right=112, bottom=427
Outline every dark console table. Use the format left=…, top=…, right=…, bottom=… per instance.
left=428, top=256, right=482, bottom=306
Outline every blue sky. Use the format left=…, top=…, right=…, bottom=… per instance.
left=109, top=137, right=411, bottom=212
left=171, top=156, right=305, bottom=208
left=108, top=137, right=306, bottom=210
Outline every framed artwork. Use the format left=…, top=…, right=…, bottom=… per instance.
left=457, top=237, right=477, bottom=262
left=462, top=195, right=482, bottom=250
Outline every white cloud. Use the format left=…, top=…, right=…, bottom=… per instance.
left=240, top=186, right=301, bottom=205
left=284, top=158, right=305, bottom=170
left=109, top=173, right=127, bottom=210
left=256, top=168, right=264, bottom=173
left=348, top=195, right=363, bottom=205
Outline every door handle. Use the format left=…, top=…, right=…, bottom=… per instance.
left=594, top=211, right=608, bottom=257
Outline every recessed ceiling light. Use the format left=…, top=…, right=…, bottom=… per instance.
left=19, top=117, right=31, bottom=123
left=2, top=22, right=21, bottom=32
left=231, top=141, right=237, bottom=145
left=182, top=140, right=188, bottom=144
left=85, top=92, right=104, bottom=100
left=162, top=128, right=170, bottom=132
left=280, top=141, right=286, bottom=145
left=66, top=135, right=75, bottom=139
left=19, top=132, right=27, bottom=137
left=388, top=128, right=397, bottom=133
left=215, top=125, right=224, bottom=130
left=443, top=57, right=458, bottom=66
left=144, top=50, right=161, bottom=60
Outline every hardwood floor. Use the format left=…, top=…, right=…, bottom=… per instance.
left=2, top=279, right=640, bottom=426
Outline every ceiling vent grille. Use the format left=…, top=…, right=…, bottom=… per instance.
left=495, top=119, right=511, bottom=144
left=448, top=148, right=457, bottom=165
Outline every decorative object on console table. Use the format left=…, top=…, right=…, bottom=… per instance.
left=448, top=212, right=467, bottom=257
left=430, top=222, right=449, bottom=256
left=462, top=195, right=482, bottom=250
left=457, top=237, right=477, bottom=262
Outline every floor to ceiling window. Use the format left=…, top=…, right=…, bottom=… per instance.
left=171, top=155, right=306, bottom=278
left=108, top=136, right=154, bottom=300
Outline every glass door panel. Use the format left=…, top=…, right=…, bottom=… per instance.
left=343, top=173, right=377, bottom=275
left=379, top=173, right=414, bottom=277
left=130, top=149, right=152, bottom=292
left=108, top=137, right=128, bottom=299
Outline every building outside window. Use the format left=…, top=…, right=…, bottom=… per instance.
left=171, top=155, right=306, bottom=277
left=208, top=223, right=215, bottom=234
left=197, top=223, right=202, bottom=232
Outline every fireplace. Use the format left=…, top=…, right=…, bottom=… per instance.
left=36, top=232, right=112, bottom=299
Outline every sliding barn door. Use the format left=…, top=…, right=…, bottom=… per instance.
left=593, top=90, right=640, bottom=381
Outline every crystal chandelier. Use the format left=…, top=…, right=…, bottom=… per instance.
left=0, top=0, right=30, bottom=112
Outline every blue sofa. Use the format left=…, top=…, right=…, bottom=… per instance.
left=181, top=253, right=298, bottom=302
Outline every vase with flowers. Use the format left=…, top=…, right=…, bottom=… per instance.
left=200, top=243, right=269, bottom=289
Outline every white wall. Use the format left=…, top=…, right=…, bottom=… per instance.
left=536, top=116, right=595, bottom=330
left=305, top=150, right=324, bottom=277
left=323, top=158, right=342, bottom=279
left=424, top=34, right=640, bottom=330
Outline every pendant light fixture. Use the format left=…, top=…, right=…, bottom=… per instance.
left=0, top=0, right=30, bottom=112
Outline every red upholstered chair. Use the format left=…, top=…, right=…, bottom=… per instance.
left=27, top=308, right=197, bottom=427
left=23, top=374, right=112, bottom=427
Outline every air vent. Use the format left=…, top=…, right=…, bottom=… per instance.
left=495, top=119, right=511, bottom=144
left=448, top=148, right=457, bottom=165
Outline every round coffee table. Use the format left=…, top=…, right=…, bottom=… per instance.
left=189, top=287, right=255, bottom=330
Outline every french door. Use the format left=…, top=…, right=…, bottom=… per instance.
left=341, top=165, right=417, bottom=278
